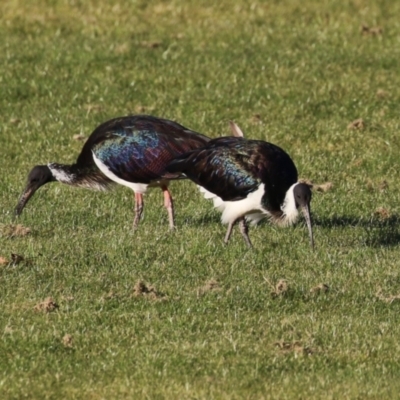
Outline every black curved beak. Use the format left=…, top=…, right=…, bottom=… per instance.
left=15, top=183, right=40, bottom=217
left=301, top=203, right=314, bottom=249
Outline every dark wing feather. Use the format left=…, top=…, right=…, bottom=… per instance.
left=76, top=115, right=209, bottom=166
left=167, top=140, right=261, bottom=201
left=90, top=115, right=210, bottom=183
left=167, top=138, right=298, bottom=205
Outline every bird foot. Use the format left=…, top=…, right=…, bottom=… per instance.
left=239, top=218, right=253, bottom=248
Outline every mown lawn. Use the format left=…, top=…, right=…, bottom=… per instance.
left=1, top=0, right=400, bottom=398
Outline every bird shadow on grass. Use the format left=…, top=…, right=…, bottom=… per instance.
left=182, top=213, right=221, bottom=227
left=183, top=214, right=400, bottom=247
left=313, top=215, right=400, bottom=247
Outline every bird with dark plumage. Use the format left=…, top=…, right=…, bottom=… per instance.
left=15, top=115, right=211, bottom=229
left=166, top=136, right=314, bottom=248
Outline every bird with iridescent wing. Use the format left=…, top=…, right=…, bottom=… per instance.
left=166, top=136, right=314, bottom=248
left=15, top=115, right=211, bottom=229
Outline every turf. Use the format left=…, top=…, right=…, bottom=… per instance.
left=1, top=0, right=400, bottom=398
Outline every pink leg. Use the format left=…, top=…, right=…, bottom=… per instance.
left=133, top=192, right=144, bottom=229
left=161, top=186, right=175, bottom=230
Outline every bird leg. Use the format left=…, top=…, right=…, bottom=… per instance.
left=133, top=192, right=144, bottom=230
left=224, top=221, right=235, bottom=244
left=161, top=185, right=175, bottom=230
left=238, top=217, right=252, bottom=248
left=224, top=218, right=252, bottom=247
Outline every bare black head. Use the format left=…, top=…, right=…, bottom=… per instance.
left=15, top=165, right=55, bottom=216
left=293, top=183, right=314, bottom=249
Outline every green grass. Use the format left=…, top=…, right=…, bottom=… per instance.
left=2, top=0, right=400, bottom=398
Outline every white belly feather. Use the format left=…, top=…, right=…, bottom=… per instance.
left=199, top=184, right=269, bottom=225
left=93, top=153, right=168, bottom=193
left=199, top=182, right=301, bottom=227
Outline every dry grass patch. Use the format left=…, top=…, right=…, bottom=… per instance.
left=83, top=104, right=103, bottom=115
left=134, top=105, right=155, bottom=114
left=366, top=180, right=389, bottom=192
left=374, top=207, right=391, bottom=220
left=140, top=41, right=162, bottom=49
left=274, top=340, right=315, bottom=356
left=102, top=291, right=118, bottom=301
left=34, top=297, right=59, bottom=313
left=264, top=277, right=289, bottom=298
left=197, top=279, right=221, bottom=296
left=310, top=283, right=330, bottom=295
left=72, top=134, right=86, bottom=141
left=0, top=224, right=31, bottom=238
left=376, top=287, right=400, bottom=304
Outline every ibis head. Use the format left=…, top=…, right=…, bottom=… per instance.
left=15, top=165, right=55, bottom=216
left=293, top=183, right=314, bottom=249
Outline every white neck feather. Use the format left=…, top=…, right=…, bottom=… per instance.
left=48, top=163, right=75, bottom=184
left=48, top=162, right=109, bottom=191
left=280, top=182, right=300, bottom=226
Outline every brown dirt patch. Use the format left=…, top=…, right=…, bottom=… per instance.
left=34, top=297, right=59, bottom=313
left=361, top=25, right=383, bottom=36
left=72, top=134, right=86, bottom=141
left=314, top=182, right=333, bottom=192
left=347, top=118, right=364, bottom=130
left=62, top=334, right=73, bottom=348
left=378, top=180, right=388, bottom=191
left=274, top=340, right=315, bottom=355
left=298, top=179, right=333, bottom=193
left=133, top=280, right=167, bottom=301
left=0, top=224, right=31, bottom=238
left=376, top=89, right=389, bottom=98
left=1, top=253, right=31, bottom=267
left=134, top=105, right=155, bottom=114
left=0, top=256, right=9, bottom=266
left=250, top=114, right=262, bottom=124
left=310, top=283, right=329, bottom=294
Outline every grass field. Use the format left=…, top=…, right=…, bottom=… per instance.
left=1, top=0, right=400, bottom=398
